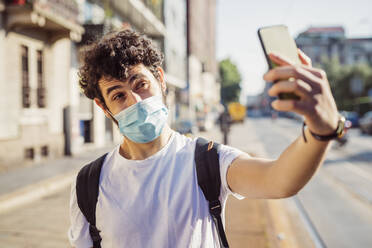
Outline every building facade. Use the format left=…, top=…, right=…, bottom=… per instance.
left=296, top=26, right=372, bottom=66
left=0, top=0, right=218, bottom=169
left=163, top=0, right=187, bottom=124
left=0, top=0, right=84, bottom=169
left=187, top=0, right=220, bottom=130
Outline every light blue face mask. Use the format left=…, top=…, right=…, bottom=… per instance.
left=113, top=95, right=169, bottom=143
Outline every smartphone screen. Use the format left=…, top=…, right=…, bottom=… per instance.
left=258, top=25, right=301, bottom=100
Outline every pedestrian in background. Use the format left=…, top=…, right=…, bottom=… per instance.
left=218, top=109, right=231, bottom=145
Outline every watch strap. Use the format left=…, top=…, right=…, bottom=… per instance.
left=302, top=115, right=346, bottom=143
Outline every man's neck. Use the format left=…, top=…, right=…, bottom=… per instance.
left=119, top=125, right=173, bottom=160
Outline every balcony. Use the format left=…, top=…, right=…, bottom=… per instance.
left=110, top=0, right=166, bottom=37
left=5, top=0, right=84, bottom=41
left=140, top=0, right=163, bottom=22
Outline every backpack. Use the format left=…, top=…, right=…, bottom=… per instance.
left=76, top=137, right=229, bottom=248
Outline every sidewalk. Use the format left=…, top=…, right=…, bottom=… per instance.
left=0, top=121, right=315, bottom=247
left=0, top=145, right=116, bottom=248
left=0, top=145, right=115, bottom=213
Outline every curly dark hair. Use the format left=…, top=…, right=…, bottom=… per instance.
left=78, top=29, right=164, bottom=108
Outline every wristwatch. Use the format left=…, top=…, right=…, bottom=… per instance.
left=302, top=115, right=347, bottom=142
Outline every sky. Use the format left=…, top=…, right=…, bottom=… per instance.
left=216, top=0, right=372, bottom=103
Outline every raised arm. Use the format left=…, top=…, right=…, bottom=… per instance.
left=226, top=50, right=340, bottom=199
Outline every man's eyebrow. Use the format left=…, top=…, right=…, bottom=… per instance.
left=104, top=73, right=146, bottom=97
left=128, top=73, right=145, bottom=85
left=106, top=85, right=123, bottom=97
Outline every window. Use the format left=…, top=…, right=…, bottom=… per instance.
left=41, top=145, right=49, bottom=157
left=37, top=50, right=46, bottom=108
left=21, top=45, right=30, bottom=108
left=24, top=147, right=34, bottom=160
left=340, top=56, right=345, bottom=64
left=315, top=55, right=321, bottom=64
left=201, top=62, right=206, bottom=73
left=368, top=54, right=372, bottom=64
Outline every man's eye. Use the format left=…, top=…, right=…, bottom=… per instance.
left=136, top=81, right=147, bottom=90
left=113, top=93, right=124, bottom=101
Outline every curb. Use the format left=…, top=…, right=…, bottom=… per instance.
left=0, top=169, right=77, bottom=214
left=266, top=198, right=316, bottom=248
left=0, top=145, right=115, bottom=215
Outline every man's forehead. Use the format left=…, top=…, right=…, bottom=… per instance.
left=126, top=64, right=148, bottom=77
left=98, top=64, right=149, bottom=86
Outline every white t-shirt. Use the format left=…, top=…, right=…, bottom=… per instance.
left=68, top=131, right=245, bottom=248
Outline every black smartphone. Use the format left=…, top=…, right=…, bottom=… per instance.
left=258, top=25, right=301, bottom=100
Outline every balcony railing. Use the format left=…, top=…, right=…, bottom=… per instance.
left=140, top=0, right=163, bottom=23
left=6, top=0, right=80, bottom=24
left=35, top=0, right=79, bottom=24
left=5, top=0, right=84, bottom=41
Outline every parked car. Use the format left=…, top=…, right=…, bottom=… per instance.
left=359, top=111, right=372, bottom=134
left=340, top=111, right=359, bottom=127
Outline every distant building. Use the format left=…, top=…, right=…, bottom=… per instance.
left=296, top=26, right=372, bottom=66
left=187, top=0, right=220, bottom=130
left=295, top=26, right=345, bottom=64
left=337, top=38, right=372, bottom=65
left=0, top=0, right=84, bottom=168
left=163, top=0, right=187, bottom=124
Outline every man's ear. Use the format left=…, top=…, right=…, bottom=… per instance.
left=157, top=67, right=167, bottom=94
left=94, top=98, right=111, bottom=119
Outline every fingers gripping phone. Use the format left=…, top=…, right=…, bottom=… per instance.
left=258, top=25, right=301, bottom=100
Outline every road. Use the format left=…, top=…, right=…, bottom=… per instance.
left=239, top=117, right=372, bottom=248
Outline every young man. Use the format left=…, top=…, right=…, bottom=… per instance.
left=68, top=29, right=342, bottom=247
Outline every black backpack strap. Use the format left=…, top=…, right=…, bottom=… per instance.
left=76, top=153, right=108, bottom=248
left=195, top=137, right=229, bottom=248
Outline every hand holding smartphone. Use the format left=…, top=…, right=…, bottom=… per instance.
left=258, top=25, right=301, bottom=100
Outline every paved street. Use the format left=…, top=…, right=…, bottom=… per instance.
left=0, top=189, right=70, bottom=248
left=1, top=117, right=371, bottom=247
left=0, top=146, right=115, bottom=248
left=245, top=117, right=372, bottom=248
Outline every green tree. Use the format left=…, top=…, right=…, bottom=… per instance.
left=219, top=58, right=241, bottom=105
left=320, top=58, right=372, bottom=114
